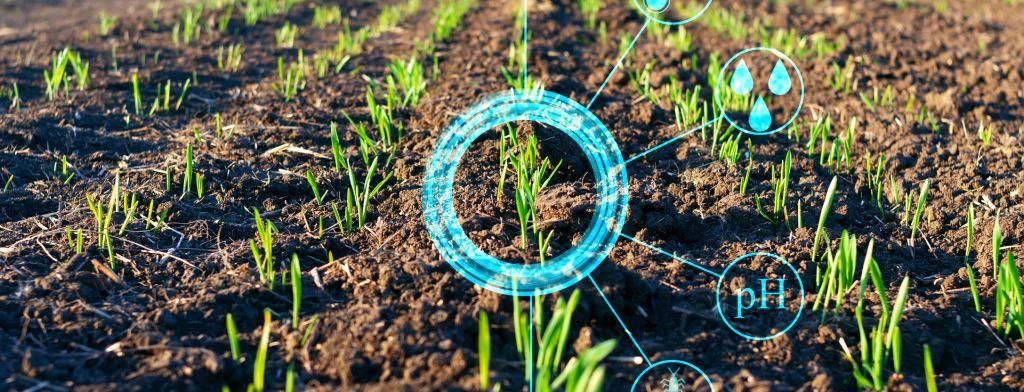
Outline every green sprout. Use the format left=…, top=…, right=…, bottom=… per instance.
left=478, top=310, right=491, bottom=391
left=511, top=290, right=615, bottom=391
left=226, top=313, right=241, bottom=363
left=290, top=253, right=302, bottom=329
left=250, top=208, right=277, bottom=289
left=811, top=176, right=839, bottom=262
left=305, top=170, right=324, bottom=205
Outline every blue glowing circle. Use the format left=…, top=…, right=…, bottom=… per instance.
left=629, top=360, right=715, bottom=392
left=422, top=90, right=629, bottom=296
left=713, top=47, right=805, bottom=136
left=714, top=252, right=805, bottom=341
left=633, top=0, right=712, bottom=26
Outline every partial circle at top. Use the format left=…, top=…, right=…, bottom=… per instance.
left=633, top=0, right=712, bottom=26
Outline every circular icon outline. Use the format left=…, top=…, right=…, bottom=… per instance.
left=713, top=47, right=805, bottom=136
left=714, top=252, right=805, bottom=341
left=421, top=90, right=629, bottom=296
left=632, top=0, right=713, bottom=26
left=629, top=359, right=715, bottom=392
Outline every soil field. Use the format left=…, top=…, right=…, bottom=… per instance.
left=1, top=0, right=1023, bottom=391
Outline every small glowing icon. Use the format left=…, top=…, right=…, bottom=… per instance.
left=660, top=367, right=682, bottom=392
left=645, top=0, right=670, bottom=12
left=714, top=47, right=804, bottom=136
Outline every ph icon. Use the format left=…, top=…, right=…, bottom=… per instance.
left=734, top=277, right=787, bottom=319
left=715, top=253, right=804, bottom=341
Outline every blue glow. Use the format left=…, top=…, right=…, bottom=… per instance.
left=730, top=60, right=754, bottom=96
left=715, top=252, right=805, bottom=341
left=645, top=0, right=669, bottom=12
left=768, top=59, right=792, bottom=95
left=629, top=360, right=715, bottom=392
left=633, top=0, right=712, bottom=26
left=422, top=90, right=629, bottom=296
left=714, top=47, right=805, bottom=136
left=749, top=96, right=772, bottom=132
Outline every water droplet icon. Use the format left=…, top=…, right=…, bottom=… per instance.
left=768, top=59, right=792, bottom=96
left=749, top=96, right=772, bottom=132
left=730, top=60, right=753, bottom=96
left=645, top=0, right=670, bottom=11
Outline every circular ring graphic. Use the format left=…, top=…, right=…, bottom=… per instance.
left=630, top=359, right=715, bottom=392
left=713, top=47, right=805, bottom=136
left=714, top=252, right=805, bottom=341
left=422, top=90, right=629, bottom=296
left=633, top=0, right=712, bottom=26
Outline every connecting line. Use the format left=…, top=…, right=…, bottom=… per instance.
left=623, top=114, right=724, bottom=165
left=522, top=0, right=528, bottom=88
left=585, top=17, right=651, bottom=110
left=619, top=233, right=723, bottom=279
left=587, top=275, right=654, bottom=367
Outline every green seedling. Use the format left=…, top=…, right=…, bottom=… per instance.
left=669, top=82, right=704, bottom=129
left=829, top=61, right=855, bottom=95
left=511, top=290, right=616, bottom=391
left=250, top=208, right=277, bottom=289
left=839, top=263, right=911, bottom=391
left=253, top=308, right=271, bottom=392
left=858, top=85, right=895, bottom=113
left=992, top=211, right=1003, bottom=280
left=432, top=0, right=475, bottom=44
left=312, top=4, right=342, bottom=28
left=172, top=4, right=203, bottom=46
left=53, top=155, right=75, bottom=184
left=85, top=174, right=130, bottom=270
left=2, top=82, right=20, bottom=110
left=814, top=232, right=867, bottom=316
left=226, top=313, right=241, bottom=362
left=305, top=170, right=324, bottom=205
left=144, top=199, right=170, bottom=232
left=755, top=151, right=793, bottom=226
left=478, top=310, right=491, bottom=391
left=275, top=22, right=298, bottom=48
left=811, top=176, right=839, bottom=262
left=739, top=157, right=752, bottom=195
left=99, top=12, right=118, bottom=36
left=330, top=122, right=344, bottom=172
left=994, top=252, right=1024, bottom=339
left=290, top=253, right=302, bottom=329
left=501, top=126, right=561, bottom=256
left=965, top=204, right=981, bottom=312
left=976, top=120, right=993, bottom=147
left=333, top=20, right=367, bottom=58
left=907, top=179, right=930, bottom=247
left=863, top=151, right=887, bottom=215
left=576, top=0, right=601, bottom=29
left=923, top=344, right=937, bottom=392
left=339, top=155, right=393, bottom=231
left=131, top=73, right=142, bottom=114
left=387, top=57, right=426, bottom=108
left=44, top=47, right=89, bottom=100
left=217, top=44, right=244, bottom=73
left=274, top=52, right=306, bottom=101
left=179, top=143, right=205, bottom=199
left=146, top=79, right=191, bottom=115
left=65, top=227, right=84, bottom=254
left=628, top=60, right=662, bottom=107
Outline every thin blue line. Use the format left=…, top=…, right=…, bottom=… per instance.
left=585, top=17, right=650, bottom=110
left=620, top=233, right=724, bottom=278
left=522, top=0, right=528, bottom=88
left=624, top=114, right=724, bottom=164
left=587, top=275, right=654, bottom=367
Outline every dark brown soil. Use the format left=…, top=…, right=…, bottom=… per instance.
left=2, top=0, right=1023, bottom=390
